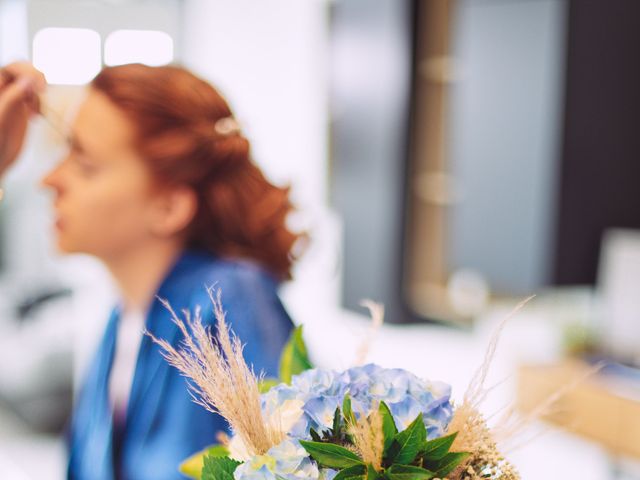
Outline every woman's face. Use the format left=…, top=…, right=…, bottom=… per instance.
left=42, top=88, right=162, bottom=259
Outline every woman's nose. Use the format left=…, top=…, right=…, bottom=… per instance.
left=41, top=158, right=66, bottom=193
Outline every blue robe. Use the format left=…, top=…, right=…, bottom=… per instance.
left=67, top=251, right=293, bottom=479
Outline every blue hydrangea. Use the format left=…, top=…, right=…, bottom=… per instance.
left=260, top=364, right=452, bottom=441
left=232, top=365, right=454, bottom=480
left=233, top=439, right=319, bottom=480
left=319, top=469, right=337, bottom=480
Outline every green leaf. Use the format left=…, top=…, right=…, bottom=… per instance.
left=386, top=465, right=435, bottom=480
left=342, top=394, right=356, bottom=426
left=388, top=414, right=426, bottom=465
left=366, top=463, right=380, bottom=480
left=201, top=455, right=240, bottom=480
left=420, top=432, right=457, bottom=462
left=433, top=452, right=470, bottom=478
left=180, top=445, right=230, bottom=479
left=333, top=464, right=366, bottom=480
left=378, top=402, right=397, bottom=455
left=310, top=428, right=323, bottom=442
left=279, top=326, right=313, bottom=384
left=299, top=440, right=364, bottom=469
left=259, top=378, right=280, bottom=393
left=332, top=407, right=342, bottom=436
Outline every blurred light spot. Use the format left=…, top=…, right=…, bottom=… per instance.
left=33, top=28, right=101, bottom=85
left=104, top=30, right=173, bottom=67
left=447, top=269, right=489, bottom=317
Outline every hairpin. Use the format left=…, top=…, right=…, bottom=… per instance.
left=214, top=117, right=241, bottom=137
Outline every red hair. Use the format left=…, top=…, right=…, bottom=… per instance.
left=91, top=64, right=302, bottom=280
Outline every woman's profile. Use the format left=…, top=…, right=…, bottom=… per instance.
left=42, top=64, right=302, bottom=480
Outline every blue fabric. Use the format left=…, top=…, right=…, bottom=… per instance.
left=67, top=251, right=294, bottom=480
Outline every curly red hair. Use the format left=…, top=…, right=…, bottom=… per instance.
left=92, top=64, right=302, bottom=280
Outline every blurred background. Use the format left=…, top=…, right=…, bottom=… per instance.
left=0, top=0, right=639, bottom=478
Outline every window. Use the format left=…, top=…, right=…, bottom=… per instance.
left=32, top=28, right=101, bottom=85
left=104, top=30, right=174, bottom=67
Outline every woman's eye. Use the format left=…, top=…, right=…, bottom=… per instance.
left=73, top=154, right=99, bottom=176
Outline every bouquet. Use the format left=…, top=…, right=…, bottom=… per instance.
left=150, top=291, right=528, bottom=480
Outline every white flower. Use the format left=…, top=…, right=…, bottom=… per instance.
left=229, top=398, right=305, bottom=461
left=266, top=398, right=306, bottom=434
left=233, top=439, right=319, bottom=480
left=229, top=435, right=253, bottom=462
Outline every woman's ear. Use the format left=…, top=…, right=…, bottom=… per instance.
left=149, top=186, right=198, bottom=237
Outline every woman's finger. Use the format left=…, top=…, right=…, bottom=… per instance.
left=2, top=62, right=46, bottom=93
left=0, top=76, right=33, bottom=120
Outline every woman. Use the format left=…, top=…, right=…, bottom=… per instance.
left=42, top=64, right=302, bottom=479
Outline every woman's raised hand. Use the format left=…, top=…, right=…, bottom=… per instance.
left=0, top=62, right=46, bottom=178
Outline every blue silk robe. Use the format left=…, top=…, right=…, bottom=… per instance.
left=67, top=251, right=293, bottom=479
